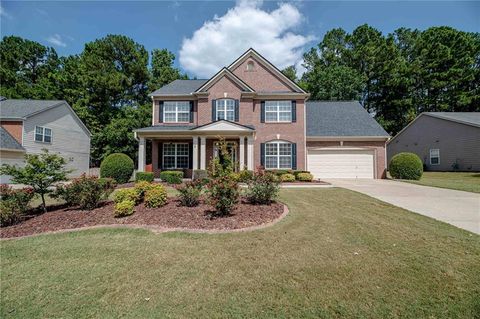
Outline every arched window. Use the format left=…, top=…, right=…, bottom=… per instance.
left=246, top=61, right=255, bottom=71
left=264, top=140, right=293, bottom=169
left=216, top=99, right=235, bottom=121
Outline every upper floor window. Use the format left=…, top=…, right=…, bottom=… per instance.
left=163, top=101, right=190, bottom=123
left=265, top=101, right=292, bottom=122
left=264, top=141, right=292, bottom=169
left=216, top=99, right=235, bottom=121
left=430, top=149, right=440, bottom=165
left=246, top=61, right=255, bottom=71
left=163, top=143, right=189, bottom=169
left=34, top=126, right=52, bottom=143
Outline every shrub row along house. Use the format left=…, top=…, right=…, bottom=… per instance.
left=134, top=48, right=390, bottom=179
left=0, top=98, right=91, bottom=183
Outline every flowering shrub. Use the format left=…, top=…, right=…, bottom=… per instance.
left=206, top=175, right=239, bottom=215
left=114, top=200, right=135, bottom=218
left=280, top=173, right=296, bottom=182
left=245, top=169, right=280, bottom=205
left=53, top=175, right=115, bottom=210
left=144, top=185, right=168, bottom=208
left=177, top=181, right=201, bottom=207
left=0, top=185, right=35, bottom=227
left=113, top=188, right=141, bottom=205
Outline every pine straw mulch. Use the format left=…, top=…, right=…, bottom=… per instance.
left=1, top=197, right=286, bottom=239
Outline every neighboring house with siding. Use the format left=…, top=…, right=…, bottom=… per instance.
left=0, top=97, right=91, bottom=183
left=387, top=112, right=480, bottom=171
left=134, top=48, right=389, bottom=180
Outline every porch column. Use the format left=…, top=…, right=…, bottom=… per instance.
left=192, top=136, right=199, bottom=170
left=138, top=137, right=146, bottom=172
left=247, top=135, right=254, bottom=170
left=200, top=136, right=206, bottom=170
left=239, top=136, right=245, bottom=170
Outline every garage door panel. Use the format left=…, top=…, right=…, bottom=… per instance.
left=307, top=149, right=374, bottom=179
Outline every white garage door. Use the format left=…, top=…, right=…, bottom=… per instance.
left=307, top=149, right=375, bottom=179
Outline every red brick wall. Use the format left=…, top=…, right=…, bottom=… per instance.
left=306, top=140, right=387, bottom=179
left=0, top=121, right=23, bottom=144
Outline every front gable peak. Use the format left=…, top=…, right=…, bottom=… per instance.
left=195, top=68, right=255, bottom=93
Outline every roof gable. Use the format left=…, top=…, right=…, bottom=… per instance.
left=149, top=79, right=208, bottom=96
left=424, top=112, right=480, bottom=128
left=191, top=120, right=254, bottom=132
left=0, top=126, right=24, bottom=151
left=195, top=68, right=254, bottom=93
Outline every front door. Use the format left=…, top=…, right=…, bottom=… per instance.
left=214, top=141, right=237, bottom=171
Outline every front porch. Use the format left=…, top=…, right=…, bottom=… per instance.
left=135, top=121, right=255, bottom=178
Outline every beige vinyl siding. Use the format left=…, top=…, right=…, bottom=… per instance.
left=0, top=150, right=25, bottom=183
left=22, top=104, right=90, bottom=177
left=388, top=115, right=480, bottom=171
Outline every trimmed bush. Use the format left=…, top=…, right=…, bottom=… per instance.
left=245, top=169, right=280, bottom=205
left=144, top=185, right=168, bottom=208
left=177, top=181, right=201, bottom=207
left=100, top=153, right=134, bottom=184
left=160, top=170, right=183, bottom=184
left=0, top=185, right=35, bottom=227
left=296, top=172, right=313, bottom=182
left=113, top=188, right=141, bottom=204
left=238, top=169, right=254, bottom=183
left=280, top=173, right=296, bottom=182
left=206, top=175, right=239, bottom=215
left=293, top=170, right=310, bottom=179
left=53, top=175, right=115, bottom=210
left=135, top=172, right=154, bottom=182
left=134, top=181, right=155, bottom=199
left=114, top=200, right=135, bottom=218
left=271, top=169, right=293, bottom=177
left=389, top=152, right=423, bottom=180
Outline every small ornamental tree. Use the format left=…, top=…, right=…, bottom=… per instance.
left=0, top=149, right=72, bottom=212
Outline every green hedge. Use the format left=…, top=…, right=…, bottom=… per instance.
left=389, top=152, right=423, bottom=180
left=100, top=153, right=134, bottom=184
left=135, top=172, right=154, bottom=182
left=160, top=170, right=183, bottom=184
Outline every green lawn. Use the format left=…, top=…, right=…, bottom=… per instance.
left=401, top=172, right=480, bottom=193
left=1, top=188, right=479, bottom=318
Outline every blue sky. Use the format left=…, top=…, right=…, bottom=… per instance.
left=1, top=1, right=478, bottom=78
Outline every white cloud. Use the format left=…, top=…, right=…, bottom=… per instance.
left=0, top=4, right=12, bottom=19
left=179, top=0, right=314, bottom=78
left=46, top=34, right=67, bottom=47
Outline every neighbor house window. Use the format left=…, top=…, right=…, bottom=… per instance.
left=265, top=101, right=292, bottom=122
left=216, top=99, right=235, bottom=121
left=163, top=143, right=189, bottom=169
left=430, top=149, right=440, bottom=165
left=34, top=126, right=52, bottom=143
left=163, top=101, right=190, bottom=123
left=265, top=141, right=292, bottom=169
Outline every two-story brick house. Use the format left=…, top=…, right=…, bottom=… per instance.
left=134, top=49, right=389, bottom=179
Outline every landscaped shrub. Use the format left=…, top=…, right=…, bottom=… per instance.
left=159, top=171, right=183, bottom=184
left=100, top=153, right=134, bottom=184
left=135, top=172, right=154, bottom=182
left=0, top=185, right=35, bottom=227
left=296, top=172, right=314, bottom=182
left=280, top=173, right=296, bottom=182
left=177, top=181, right=201, bottom=207
left=238, top=169, right=254, bottom=183
left=245, top=169, right=280, bottom=205
left=134, top=181, right=155, bottom=199
left=389, top=152, right=423, bottom=180
left=206, top=175, right=239, bottom=215
left=114, top=200, right=135, bottom=218
left=293, top=170, right=310, bottom=179
left=113, top=188, right=141, bottom=204
left=271, top=169, right=293, bottom=177
left=53, top=175, right=115, bottom=210
left=144, top=185, right=168, bottom=208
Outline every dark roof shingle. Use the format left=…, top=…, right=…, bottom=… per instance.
left=149, top=80, right=208, bottom=96
left=0, top=126, right=25, bottom=151
left=306, top=101, right=389, bottom=137
left=424, top=112, right=480, bottom=127
left=0, top=99, right=65, bottom=118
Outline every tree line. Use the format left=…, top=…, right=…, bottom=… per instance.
left=1, top=25, right=479, bottom=165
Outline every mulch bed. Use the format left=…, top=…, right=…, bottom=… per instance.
left=0, top=198, right=285, bottom=239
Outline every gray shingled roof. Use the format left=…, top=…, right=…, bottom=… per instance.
left=0, top=126, right=25, bottom=151
left=424, top=112, right=480, bottom=127
left=306, top=101, right=389, bottom=137
left=0, top=99, right=65, bottom=118
left=149, top=80, right=208, bottom=96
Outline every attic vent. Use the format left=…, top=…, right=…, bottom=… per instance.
left=246, top=61, right=255, bottom=71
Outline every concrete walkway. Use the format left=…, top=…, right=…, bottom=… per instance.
left=326, top=179, right=480, bottom=235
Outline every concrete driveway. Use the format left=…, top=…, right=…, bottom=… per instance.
left=326, top=179, right=480, bottom=235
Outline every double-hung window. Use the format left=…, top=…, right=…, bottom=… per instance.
left=163, top=101, right=190, bottom=123
left=265, top=101, right=292, bottom=122
left=265, top=141, right=292, bottom=169
left=163, top=143, right=189, bottom=169
left=430, top=149, right=440, bottom=165
left=216, top=99, right=235, bottom=121
left=34, top=126, right=52, bottom=143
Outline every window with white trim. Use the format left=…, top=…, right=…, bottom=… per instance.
left=430, top=149, right=440, bottom=165
left=216, top=99, right=235, bottom=121
left=265, top=141, right=292, bottom=169
left=265, top=101, right=292, bottom=122
left=246, top=61, right=255, bottom=71
left=34, top=126, right=52, bottom=143
left=163, top=143, right=189, bottom=169
left=163, top=101, right=190, bottom=123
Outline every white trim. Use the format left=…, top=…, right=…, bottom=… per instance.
left=215, top=99, right=235, bottom=121
left=200, top=137, right=206, bottom=170
left=429, top=149, right=440, bottom=165
left=191, top=120, right=254, bottom=132
left=264, top=141, right=293, bottom=170
left=34, top=125, right=52, bottom=144
left=264, top=101, right=292, bottom=123
left=0, top=148, right=25, bottom=153
left=162, top=142, right=189, bottom=169
left=195, top=68, right=254, bottom=93
left=163, top=101, right=191, bottom=123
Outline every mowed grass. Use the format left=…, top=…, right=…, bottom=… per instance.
left=1, top=188, right=479, bottom=318
left=402, top=172, right=480, bottom=193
